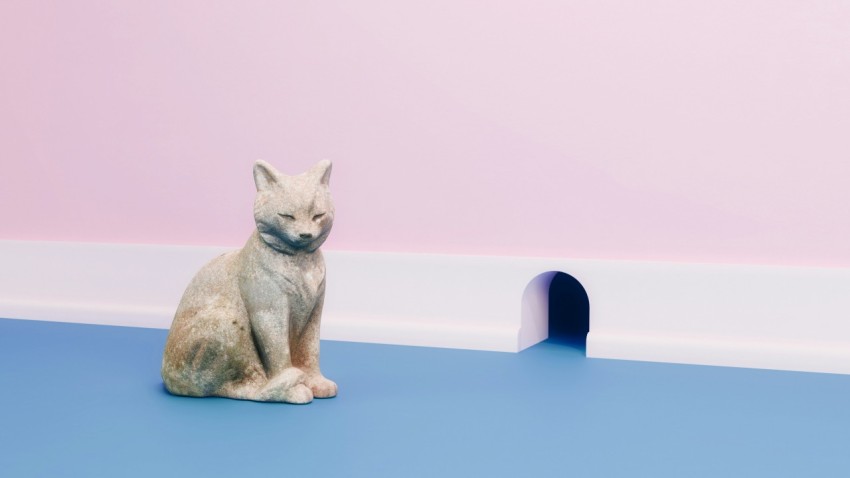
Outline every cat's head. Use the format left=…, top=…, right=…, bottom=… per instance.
left=252, top=160, right=334, bottom=254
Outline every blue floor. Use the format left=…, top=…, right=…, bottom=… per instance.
left=1, top=318, right=849, bottom=477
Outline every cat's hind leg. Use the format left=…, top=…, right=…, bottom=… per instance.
left=163, top=319, right=312, bottom=403
left=162, top=306, right=257, bottom=398
left=162, top=334, right=235, bottom=397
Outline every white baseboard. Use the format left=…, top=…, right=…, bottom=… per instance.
left=2, top=240, right=850, bottom=374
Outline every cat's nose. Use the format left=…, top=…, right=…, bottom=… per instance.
left=299, top=233, right=314, bottom=240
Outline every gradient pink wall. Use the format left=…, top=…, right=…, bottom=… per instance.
left=2, top=1, right=849, bottom=267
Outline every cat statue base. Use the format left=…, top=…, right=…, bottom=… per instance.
left=161, top=160, right=337, bottom=404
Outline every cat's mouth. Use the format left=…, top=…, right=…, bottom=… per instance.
left=284, top=233, right=318, bottom=250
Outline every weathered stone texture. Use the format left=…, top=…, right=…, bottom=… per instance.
left=162, top=160, right=337, bottom=403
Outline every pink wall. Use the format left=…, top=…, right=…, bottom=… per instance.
left=2, top=1, right=849, bottom=267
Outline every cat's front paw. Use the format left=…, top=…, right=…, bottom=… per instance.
left=281, top=383, right=314, bottom=404
left=258, top=367, right=313, bottom=403
left=305, top=375, right=337, bottom=399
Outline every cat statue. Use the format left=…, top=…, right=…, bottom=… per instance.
left=161, top=160, right=337, bottom=404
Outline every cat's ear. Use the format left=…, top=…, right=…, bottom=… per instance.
left=311, top=159, right=332, bottom=186
left=253, top=160, right=282, bottom=192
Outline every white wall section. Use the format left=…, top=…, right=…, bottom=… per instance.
left=2, top=240, right=849, bottom=374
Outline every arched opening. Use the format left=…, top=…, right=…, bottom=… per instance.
left=519, top=270, right=590, bottom=353
left=547, top=272, right=590, bottom=352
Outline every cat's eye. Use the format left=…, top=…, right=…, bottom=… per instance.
left=278, top=213, right=295, bottom=220
left=312, top=213, right=326, bottom=221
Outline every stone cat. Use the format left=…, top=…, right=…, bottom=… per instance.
left=161, top=160, right=337, bottom=404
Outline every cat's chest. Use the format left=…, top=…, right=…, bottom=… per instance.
left=291, top=267, right=325, bottom=297
left=276, top=260, right=325, bottom=307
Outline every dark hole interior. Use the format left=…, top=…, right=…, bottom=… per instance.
left=547, top=272, right=590, bottom=352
